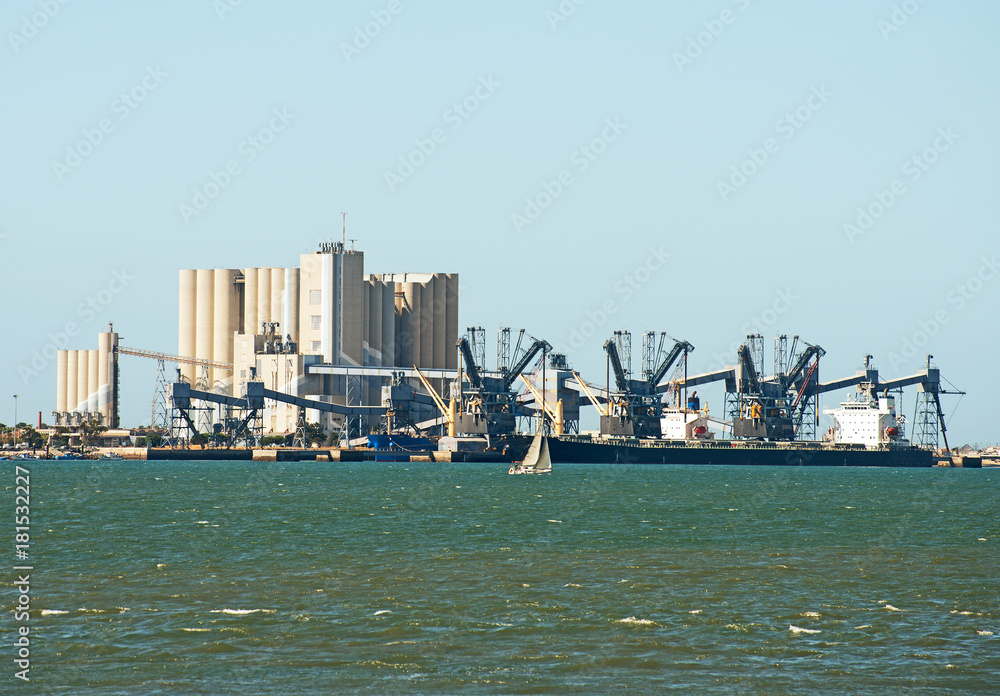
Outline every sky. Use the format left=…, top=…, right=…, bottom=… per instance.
left=2, top=0, right=998, bottom=445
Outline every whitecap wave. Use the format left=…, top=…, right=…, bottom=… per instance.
left=374, top=610, right=392, bottom=616
left=789, top=625, right=821, bottom=634
left=41, top=609, right=68, bottom=616
left=209, top=608, right=273, bottom=615
left=617, top=616, right=655, bottom=625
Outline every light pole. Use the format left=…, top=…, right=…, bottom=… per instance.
left=12, top=394, right=18, bottom=450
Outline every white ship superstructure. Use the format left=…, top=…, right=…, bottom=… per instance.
left=660, top=407, right=713, bottom=440
left=824, top=382, right=907, bottom=448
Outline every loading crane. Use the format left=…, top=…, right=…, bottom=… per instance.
left=732, top=341, right=825, bottom=441
left=451, top=334, right=551, bottom=436
left=600, top=333, right=693, bottom=438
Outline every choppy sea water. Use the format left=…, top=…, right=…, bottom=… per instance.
left=14, top=461, right=1000, bottom=694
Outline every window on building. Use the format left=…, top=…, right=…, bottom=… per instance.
left=311, top=341, right=322, bottom=352
left=309, top=290, right=322, bottom=305
left=240, top=370, right=246, bottom=379
left=310, top=315, right=321, bottom=330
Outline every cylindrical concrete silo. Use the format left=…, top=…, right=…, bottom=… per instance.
left=195, top=268, right=215, bottom=388
left=87, top=349, right=99, bottom=414
left=66, top=350, right=78, bottom=415
left=257, top=267, right=271, bottom=330
left=432, top=274, right=446, bottom=368
left=179, top=269, right=198, bottom=385
left=282, top=267, right=299, bottom=345
left=368, top=280, right=382, bottom=365
left=214, top=269, right=239, bottom=392
left=243, top=267, right=258, bottom=336
left=445, top=274, right=459, bottom=369
left=56, top=350, right=68, bottom=413
left=381, top=281, right=396, bottom=367
left=97, top=332, right=112, bottom=420
left=403, top=282, right=420, bottom=367
left=77, top=350, right=90, bottom=413
left=419, top=280, right=434, bottom=368
left=270, top=268, right=284, bottom=334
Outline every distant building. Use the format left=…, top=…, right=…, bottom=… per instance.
left=54, top=243, right=459, bottom=435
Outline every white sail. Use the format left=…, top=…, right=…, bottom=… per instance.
left=520, top=432, right=552, bottom=473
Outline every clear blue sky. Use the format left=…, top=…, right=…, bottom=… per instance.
left=2, top=0, right=997, bottom=445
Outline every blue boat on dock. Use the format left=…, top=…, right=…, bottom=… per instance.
left=367, top=434, right=435, bottom=462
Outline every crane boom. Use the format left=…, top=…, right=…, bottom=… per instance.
left=572, top=370, right=604, bottom=411
left=456, top=338, right=483, bottom=389
left=737, top=344, right=760, bottom=394
left=519, top=375, right=558, bottom=422
left=503, top=338, right=550, bottom=390
left=785, top=345, right=825, bottom=387
left=412, top=366, right=451, bottom=422
left=648, top=340, right=693, bottom=388
left=116, top=346, right=234, bottom=370
left=604, top=339, right=629, bottom=392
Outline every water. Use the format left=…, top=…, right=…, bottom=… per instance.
left=16, top=461, right=1000, bottom=694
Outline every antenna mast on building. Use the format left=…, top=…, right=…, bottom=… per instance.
left=341, top=212, right=347, bottom=247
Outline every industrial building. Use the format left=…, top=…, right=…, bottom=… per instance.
left=53, top=242, right=459, bottom=436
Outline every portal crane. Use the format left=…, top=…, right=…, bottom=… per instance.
left=450, top=333, right=551, bottom=437
left=601, top=334, right=692, bottom=438
left=732, top=341, right=824, bottom=441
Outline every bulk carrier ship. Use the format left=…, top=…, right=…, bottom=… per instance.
left=500, top=382, right=934, bottom=467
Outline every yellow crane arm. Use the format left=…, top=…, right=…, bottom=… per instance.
left=413, top=366, right=451, bottom=422
left=571, top=370, right=603, bottom=411
left=519, top=374, right=558, bottom=421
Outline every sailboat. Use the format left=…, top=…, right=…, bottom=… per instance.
left=509, top=349, right=554, bottom=475
left=511, top=431, right=552, bottom=474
